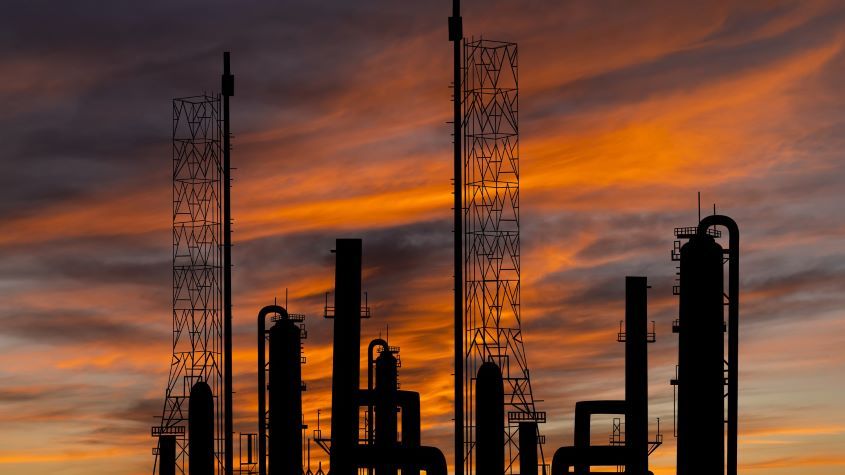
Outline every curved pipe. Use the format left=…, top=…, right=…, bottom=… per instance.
left=697, top=215, right=739, bottom=475
left=368, top=338, right=389, bottom=391
left=257, top=304, right=287, bottom=475
left=573, top=400, right=626, bottom=448
left=355, top=388, right=420, bottom=443
left=353, top=446, right=447, bottom=475
left=367, top=339, right=389, bottom=445
left=551, top=446, right=629, bottom=475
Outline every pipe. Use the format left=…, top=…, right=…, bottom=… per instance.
left=368, top=338, right=389, bottom=446
left=269, top=318, right=303, bottom=475
left=676, top=233, right=724, bottom=475
left=573, top=400, right=627, bottom=473
left=189, top=381, right=214, bottom=475
left=397, top=391, right=421, bottom=448
left=449, top=1, right=463, bottom=473
left=222, top=50, right=235, bottom=475
left=375, top=350, right=399, bottom=475
left=158, top=435, right=176, bottom=475
left=573, top=400, right=626, bottom=448
left=353, top=446, right=448, bottom=475
left=355, top=390, right=421, bottom=447
left=551, top=278, right=655, bottom=475
left=349, top=383, right=440, bottom=475
left=519, top=422, right=538, bottom=475
left=698, top=215, right=739, bottom=475
left=625, top=276, right=648, bottom=474
left=257, top=304, right=287, bottom=475
left=329, top=239, right=363, bottom=475
left=551, top=446, right=630, bottom=475
left=476, top=362, right=504, bottom=475
left=321, top=239, right=446, bottom=475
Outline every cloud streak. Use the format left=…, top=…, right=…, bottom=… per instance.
left=1, top=1, right=844, bottom=474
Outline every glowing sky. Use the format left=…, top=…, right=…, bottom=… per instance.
left=1, top=1, right=844, bottom=474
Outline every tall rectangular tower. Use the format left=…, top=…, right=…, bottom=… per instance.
left=463, top=39, right=544, bottom=474
left=152, top=94, right=225, bottom=475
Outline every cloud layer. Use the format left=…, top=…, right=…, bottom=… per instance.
left=1, top=1, right=844, bottom=474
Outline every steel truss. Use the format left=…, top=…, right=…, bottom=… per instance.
left=463, top=39, right=545, bottom=475
left=153, top=94, right=225, bottom=475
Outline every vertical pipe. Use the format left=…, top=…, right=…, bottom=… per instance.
left=375, top=350, right=399, bottom=475
left=269, top=319, right=303, bottom=475
left=159, top=435, right=176, bottom=475
left=221, top=50, right=235, bottom=475
left=625, top=276, right=648, bottom=475
left=573, top=402, right=590, bottom=475
left=518, top=422, right=538, bottom=475
left=189, top=381, right=215, bottom=475
left=399, top=392, right=421, bottom=448
left=677, top=235, right=724, bottom=475
left=258, top=313, right=266, bottom=475
left=448, top=2, right=464, bottom=474
left=398, top=391, right=421, bottom=475
left=257, top=305, right=286, bottom=475
left=368, top=339, right=389, bottom=446
left=329, top=239, right=363, bottom=475
left=476, top=362, right=503, bottom=475
left=698, top=216, right=739, bottom=475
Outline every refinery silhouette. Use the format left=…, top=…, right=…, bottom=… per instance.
left=150, top=2, right=743, bottom=475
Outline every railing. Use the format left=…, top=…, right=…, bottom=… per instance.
left=151, top=425, right=185, bottom=437
left=674, top=226, right=721, bottom=238
left=507, top=411, right=547, bottom=423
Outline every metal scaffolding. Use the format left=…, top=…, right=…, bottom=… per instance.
left=463, top=39, right=545, bottom=474
left=152, top=94, right=225, bottom=475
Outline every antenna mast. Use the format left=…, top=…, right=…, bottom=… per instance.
left=449, top=2, right=464, bottom=475
left=222, top=51, right=235, bottom=475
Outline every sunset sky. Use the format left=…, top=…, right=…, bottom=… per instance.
left=1, top=1, right=845, bottom=474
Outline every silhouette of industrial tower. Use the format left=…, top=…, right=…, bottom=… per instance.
left=152, top=54, right=235, bottom=475
left=461, top=38, right=545, bottom=474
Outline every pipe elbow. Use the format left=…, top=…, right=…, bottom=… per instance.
left=368, top=338, right=389, bottom=353
left=351, top=446, right=446, bottom=474
left=258, top=304, right=287, bottom=326
left=698, top=214, right=738, bottom=239
left=551, top=448, right=568, bottom=475
left=415, top=446, right=447, bottom=475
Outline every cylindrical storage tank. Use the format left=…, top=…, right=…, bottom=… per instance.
left=159, top=435, right=176, bottom=475
left=269, top=318, right=303, bottom=475
left=375, top=350, right=399, bottom=475
left=188, top=381, right=214, bottom=475
left=677, top=234, right=725, bottom=475
left=476, top=362, right=504, bottom=475
left=518, top=422, right=538, bottom=475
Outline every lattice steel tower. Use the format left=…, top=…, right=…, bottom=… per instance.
left=152, top=54, right=234, bottom=475
left=462, top=39, right=545, bottom=474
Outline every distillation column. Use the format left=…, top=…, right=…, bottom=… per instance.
left=269, top=317, right=303, bottom=474
left=677, top=234, right=725, bottom=474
